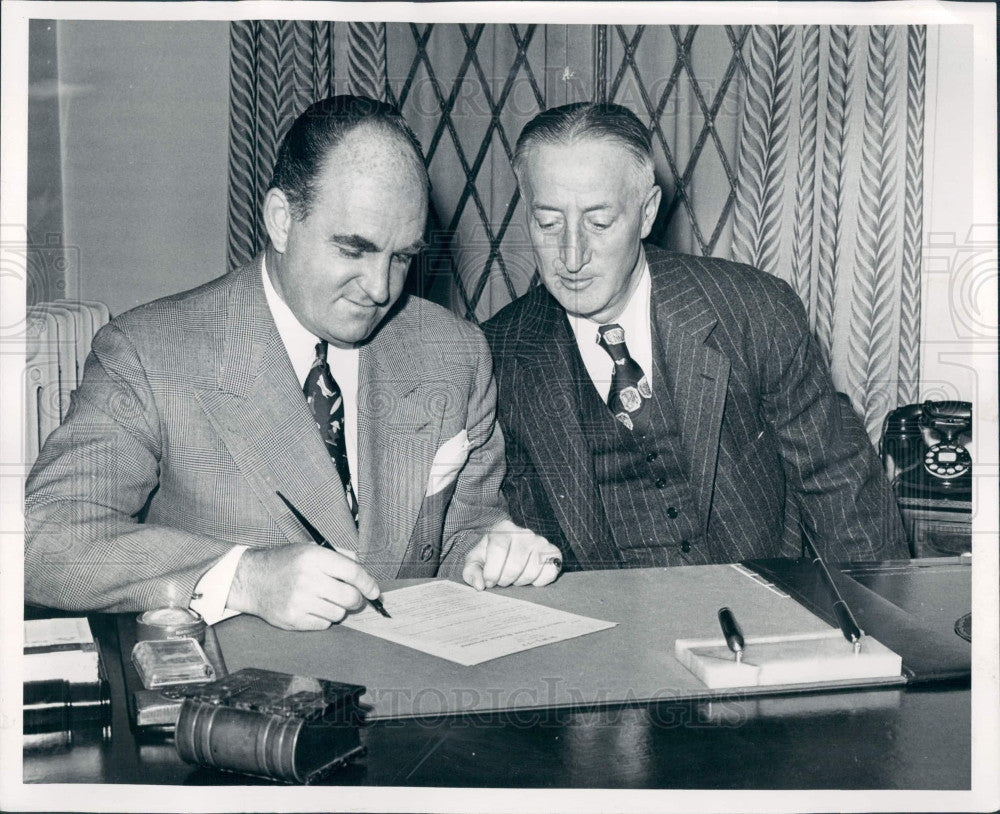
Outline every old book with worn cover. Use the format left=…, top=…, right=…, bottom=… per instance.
left=172, top=668, right=366, bottom=784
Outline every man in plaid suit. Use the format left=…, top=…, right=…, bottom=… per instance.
left=484, top=103, right=907, bottom=570
left=25, top=96, right=561, bottom=630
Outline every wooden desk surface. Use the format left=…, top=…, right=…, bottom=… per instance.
left=23, top=558, right=972, bottom=789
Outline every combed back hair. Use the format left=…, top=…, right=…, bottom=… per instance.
left=513, top=102, right=656, bottom=188
left=269, top=94, right=429, bottom=219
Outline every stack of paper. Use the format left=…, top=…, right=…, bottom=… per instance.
left=24, top=617, right=101, bottom=684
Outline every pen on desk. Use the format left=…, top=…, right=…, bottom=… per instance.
left=803, top=536, right=862, bottom=651
left=717, top=606, right=745, bottom=663
left=275, top=491, right=391, bottom=619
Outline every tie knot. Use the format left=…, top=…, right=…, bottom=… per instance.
left=314, top=340, right=328, bottom=364
left=597, top=323, right=629, bottom=362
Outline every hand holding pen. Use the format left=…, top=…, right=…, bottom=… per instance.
left=223, top=492, right=390, bottom=631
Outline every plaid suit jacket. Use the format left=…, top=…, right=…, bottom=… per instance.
left=483, top=245, right=907, bottom=568
left=25, top=256, right=508, bottom=611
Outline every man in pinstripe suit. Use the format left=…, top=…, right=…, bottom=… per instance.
left=25, top=96, right=560, bottom=630
left=484, top=103, right=907, bottom=570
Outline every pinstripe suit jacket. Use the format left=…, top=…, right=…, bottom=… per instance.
left=483, top=245, right=907, bottom=567
left=25, top=256, right=508, bottom=611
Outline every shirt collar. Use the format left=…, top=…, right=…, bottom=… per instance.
left=567, top=252, right=651, bottom=341
left=262, top=253, right=326, bottom=384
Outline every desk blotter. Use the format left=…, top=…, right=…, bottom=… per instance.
left=215, top=563, right=909, bottom=720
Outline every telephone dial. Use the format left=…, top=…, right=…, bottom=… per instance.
left=881, top=401, right=972, bottom=500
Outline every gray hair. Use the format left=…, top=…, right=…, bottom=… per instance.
left=512, top=102, right=655, bottom=188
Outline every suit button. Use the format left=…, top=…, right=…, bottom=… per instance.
left=419, top=544, right=435, bottom=562
left=646, top=451, right=658, bottom=462
left=681, top=540, right=691, bottom=553
left=666, top=506, right=678, bottom=519
left=654, top=477, right=666, bottom=488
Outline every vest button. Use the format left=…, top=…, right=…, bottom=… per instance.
left=666, top=506, right=678, bottom=519
left=646, top=451, right=658, bottom=462
left=654, top=477, right=666, bottom=488
left=420, top=544, right=435, bottom=562
left=681, top=540, right=691, bottom=553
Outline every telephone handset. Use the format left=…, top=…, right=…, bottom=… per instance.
left=881, top=401, right=972, bottom=499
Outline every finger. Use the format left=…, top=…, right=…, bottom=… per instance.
left=273, top=611, right=333, bottom=632
left=301, top=611, right=338, bottom=629
left=313, top=548, right=381, bottom=600
left=497, top=535, right=538, bottom=587
left=481, top=532, right=513, bottom=588
left=462, top=541, right=487, bottom=591
left=313, top=574, right=367, bottom=613
left=532, top=560, right=561, bottom=587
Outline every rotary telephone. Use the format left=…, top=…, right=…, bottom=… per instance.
left=881, top=401, right=972, bottom=500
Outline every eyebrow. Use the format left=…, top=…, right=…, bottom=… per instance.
left=530, top=204, right=614, bottom=214
left=330, top=234, right=428, bottom=254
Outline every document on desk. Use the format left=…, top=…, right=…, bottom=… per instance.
left=341, top=580, right=616, bottom=666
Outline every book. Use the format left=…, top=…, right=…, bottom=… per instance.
left=22, top=678, right=111, bottom=752
left=173, top=668, right=367, bottom=783
left=24, top=617, right=100, bottom=684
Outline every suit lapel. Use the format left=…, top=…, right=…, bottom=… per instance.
left=512, top=294, right=620, bottom=567
left=196, top=256, right=358, bottom=551
left=650, top=253, right=730, bottom=536
left=356, top=306, right=442, bottom=581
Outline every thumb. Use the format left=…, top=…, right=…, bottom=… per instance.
left=462, top=539, right=488, bottom=591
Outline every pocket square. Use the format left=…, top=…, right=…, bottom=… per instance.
left=425, top=430, right=472, bottom=497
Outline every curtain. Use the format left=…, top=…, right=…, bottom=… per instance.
left=225, top=22, right=925, bottom=439
left=730, top=25, right=925, bottom=438
left=226, top=23, right=752, bottom=321
left=226, top=20, right=386, bottom=270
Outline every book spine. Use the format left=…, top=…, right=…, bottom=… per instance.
left=175, top=701, right=306, bottom=783
left=24, top=642, right=97, bottom=655
left=23, top=679, right=111, bottom=733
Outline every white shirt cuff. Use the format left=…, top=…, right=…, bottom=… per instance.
left=190, top=545, right=248, bottom=625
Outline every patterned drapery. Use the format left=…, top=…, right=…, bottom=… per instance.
left=225, top=23, right=753, bottom=318
left=226, top=20, right=385, bottom=269
left=225, top=22, right=925, bottom=437
left=730, top=25, right=924, bottom=438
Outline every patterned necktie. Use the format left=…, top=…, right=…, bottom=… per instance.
left=303, top=340, right=359, bottom=526
left=597, top=323, right=652, bottom=433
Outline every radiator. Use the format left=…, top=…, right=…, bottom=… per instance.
left=25, top=300, right=110, bottom=467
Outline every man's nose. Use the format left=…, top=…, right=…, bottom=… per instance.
left=357, top=257, right=392, bottom=305
left=559, top=227, right=590, bottom=273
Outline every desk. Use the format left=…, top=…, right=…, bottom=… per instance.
left=23, top=558, right=971, bottom=789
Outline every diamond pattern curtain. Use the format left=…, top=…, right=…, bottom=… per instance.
left=729, top=25, right=925, bottom=439
left=226, top=22, right=751, bottom=320
left=226, top=23, right=924, bottom=440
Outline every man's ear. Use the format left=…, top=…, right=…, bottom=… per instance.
left=640, top=184, right=662, bottom=239
left=262, top=188, right=292, bottom=253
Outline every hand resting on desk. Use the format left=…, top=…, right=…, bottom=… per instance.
left=462, top=519, right=562, bottom=591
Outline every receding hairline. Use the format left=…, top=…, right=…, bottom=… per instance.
left=513, top=132, right=656, bottom=191
left=323, top=122, right=427, bottom=177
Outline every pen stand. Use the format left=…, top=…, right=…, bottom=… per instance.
left=675, top=630, right=902, bottom=690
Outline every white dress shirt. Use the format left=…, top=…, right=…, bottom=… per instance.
left=190, top=257, right=360, bottom=623
left=566, top=257, right=653, bottom=403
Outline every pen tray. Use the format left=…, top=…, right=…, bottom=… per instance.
left=675, top=629, right=902, bottom=690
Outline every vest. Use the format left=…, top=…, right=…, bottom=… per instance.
left=574, top=319, right=708, bottom=568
